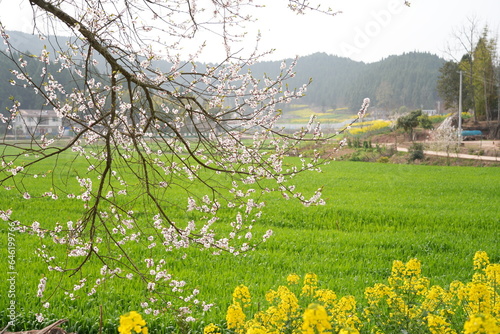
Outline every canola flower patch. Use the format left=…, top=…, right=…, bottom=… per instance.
left=118, top=311, right=148, bottom=334
left=207, top=251, right=499, bottom=334
left=282, top=105, right=355, bottom=123
left=348, top=120, right=392, bottom=135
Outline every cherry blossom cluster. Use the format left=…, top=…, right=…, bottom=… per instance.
left=0, top=0, right=368, bottom=325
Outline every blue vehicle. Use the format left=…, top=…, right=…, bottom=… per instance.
left=462, top=130, right=486, bottom=140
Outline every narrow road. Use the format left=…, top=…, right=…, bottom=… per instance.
left=396, top=147, right=500, bottom=162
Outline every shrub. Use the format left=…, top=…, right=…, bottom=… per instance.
left=348, top=151, right=371, bottom=162
left=409, top=143, right=425, bottom=161
left=377, top=156, right=390, bottom=163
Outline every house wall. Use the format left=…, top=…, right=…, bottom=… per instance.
left=15, top=111, right=62, bottom=137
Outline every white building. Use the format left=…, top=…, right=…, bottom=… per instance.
left=422, top=109, right=439, bottom=116
left=14, top=109, right=63, bottom=138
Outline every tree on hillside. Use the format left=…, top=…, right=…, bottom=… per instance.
left=418, top=113, right=434, bottom=131
left=375, top=80, right=395, bottom=111
left=458, top=54, right=478, bottom=113
left=0, top=0, right=379, bottom=329
left=437, top=60, right=460, bottom=110
left=446, top=17, right=480, bottom=121
left=442, top=17, right=500, bottom=123
left=472, top=28, right=498, bottom=122
left=396, top=109, right=430, bottom=141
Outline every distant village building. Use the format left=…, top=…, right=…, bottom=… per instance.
left=422, top=109, right=438, bottom=116
left=14, top=109, right=63, bottom=138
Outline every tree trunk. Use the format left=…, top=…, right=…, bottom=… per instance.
left=492, top=123, right=500, bottom=139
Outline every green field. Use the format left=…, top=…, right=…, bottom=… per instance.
left=1, top=156, right=499, bottom=333
left=278, top=105, right=355, bottom=123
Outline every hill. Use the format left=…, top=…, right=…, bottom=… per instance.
left=1, top=31, right=444, bottom=114
left=250, top=52, right=444, bottom=112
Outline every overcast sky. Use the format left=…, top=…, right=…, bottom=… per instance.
left=1, top=0, right=499, bottom=63
left=255, top=0, right=500, bottom=63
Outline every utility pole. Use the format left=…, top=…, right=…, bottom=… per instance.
left=458, top=70, right=463, bottom=145
left=496, top=63, right=500, bottom=121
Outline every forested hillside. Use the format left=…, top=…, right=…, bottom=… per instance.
left=0, top=50, right=77, bottom=113
left=251, top=52, right=444, bottom=111
left=1, top=31, right=444, bottom=115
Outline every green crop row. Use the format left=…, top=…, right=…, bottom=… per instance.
left=1, top=157, right=498, bottom=333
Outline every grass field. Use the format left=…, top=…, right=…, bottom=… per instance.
left=1, top=155, right=499, bottom=333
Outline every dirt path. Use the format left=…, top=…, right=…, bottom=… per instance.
left=396, top=147, right=500, bottom=161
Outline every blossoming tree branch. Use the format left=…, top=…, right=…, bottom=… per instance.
left=0, top=0, right=373, bottom=323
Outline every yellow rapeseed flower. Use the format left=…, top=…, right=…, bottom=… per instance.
left=263, top=305, right=280, bottom=327
left=485, top=263, right=500, bottom=287
left=335, top=295, right=357, bottom=313
left=265, top=289, right=279, bottom=304
left=464, top=313, right=500, bottom=334
left=303, top=273, right=318, bottom=286
left=276, top=286, right=299, bottom=315
left=421, top=285, right=454, bottom=314
left=388, top=258, right=429, bottom=297
left=450, top=280, right=466, bottom=300
left=473, top=251, right=490, bottom=271
left=233, top=284, right=252, bottom=308
left=301, top=273, right=318, bottom=297
left=203, top=323, right=221, bottom=334
left=261, top=286, right=300, bottom=331
left=315, top=288, right=337, bottom=309
left=331, top=296, right=361, bottom=331
left=426, top=314, right=456, bottom=334
left=338, top=328, right=360, bottom=334
left=405, top=258, right=422, bottom=276
left=287, top=273, right=301, bottom=285
left=302, top=303, right=332, bottom=334
left=118, top=311, right=147, bottom=334
left=364, top=283, right=394, bottom=306
left=226, top=303, right=246, bottom=333
left=464, top=282, right=495, bottom=315
left=245, top=320, right=271, bottom=334
left=349, top=120, right=391, bottom=135
left=222, top=253, right=499, bottom=334
left=388, top=260, right=405, bottom=287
